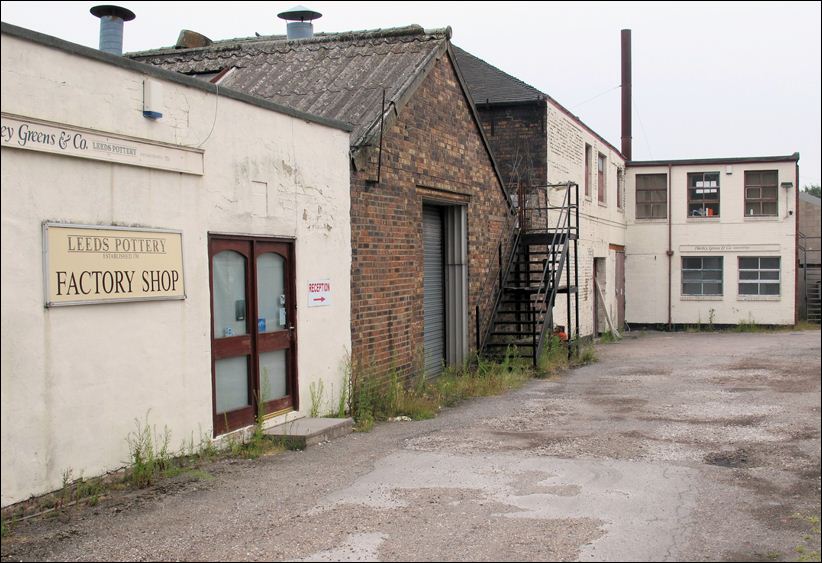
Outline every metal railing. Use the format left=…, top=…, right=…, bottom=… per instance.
left=530, top=182, right=578, bottom=363
left=475, top=206, right=520, bottom=354
left=799, top=232, right=821, bottom=323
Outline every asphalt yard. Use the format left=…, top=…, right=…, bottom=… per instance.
left=2, top=330, right=820, bottom=562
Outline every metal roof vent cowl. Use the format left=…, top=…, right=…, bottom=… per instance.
left=277, top=5, right=322, bottom=40
left=90, top=5, right=136, bottom=56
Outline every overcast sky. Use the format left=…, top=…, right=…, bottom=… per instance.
left=2, top=1, right=820, bottom=188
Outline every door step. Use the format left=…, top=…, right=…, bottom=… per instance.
left=265, top=417, right=353, bottom=449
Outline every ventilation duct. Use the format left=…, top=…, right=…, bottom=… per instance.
left=277, top=5, right=322, bottom=40
left=90, top=5, right=135, bottom=56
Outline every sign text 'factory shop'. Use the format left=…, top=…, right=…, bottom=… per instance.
left=43, top=224, right=185, bottom=307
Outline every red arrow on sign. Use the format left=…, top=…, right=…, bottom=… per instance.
left=313, top=297, right=326, bottom=302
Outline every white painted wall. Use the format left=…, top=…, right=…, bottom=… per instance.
left=545, top=102, right=627, bottom=338
left=1, top=32, right=351, bottom=506
left=625, top=162, right=797, bottom=326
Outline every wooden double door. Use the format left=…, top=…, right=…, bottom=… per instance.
left=209, top=236, right=297, bottom=435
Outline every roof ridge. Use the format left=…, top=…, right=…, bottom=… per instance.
left=129, top=25, right=448, bottom=58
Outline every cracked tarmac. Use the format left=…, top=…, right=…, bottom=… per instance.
left=1, top=330, right=820, bottom=561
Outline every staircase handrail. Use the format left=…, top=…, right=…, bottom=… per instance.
left=475, top=208, right=521, bottom=354
left=532, top=182, right=574, bottom=361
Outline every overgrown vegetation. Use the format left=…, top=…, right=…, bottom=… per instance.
left=350, top=338, right=598, bottom=431
left=734, top=315, right=762, bottom=333
left=598, top=330, right=621, bottom=344
left=126, top=413, right=173, bottom=488
left=793, top=513, right=821, bottom=562
left=2, top=336, right=612, bottom=530
left=309, top=380, right=325, bottom=417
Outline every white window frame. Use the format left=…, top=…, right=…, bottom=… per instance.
left=738, top=256, right=780, bottom=296
left=682, top=256, right=723, bottom=296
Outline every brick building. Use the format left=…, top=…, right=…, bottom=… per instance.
left=132, top=25, right=512, bottom=385
left=453, top=46, right=628, bottom=338
left=453, top=45, right=800, bottom=332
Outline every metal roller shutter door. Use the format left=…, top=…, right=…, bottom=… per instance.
left=423, top=206, right=445, bottom=377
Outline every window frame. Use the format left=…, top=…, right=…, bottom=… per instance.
left=208, top=235, right=298, bottom=436
left=681, top=256, right=723, bottom=296
left=744, top=170, right=779, bottom=217
left=738, top=256, right=781, bottom=296
left=687, top=171, right=721, bottom=218
left=617, top=167, right=624, bottom=210
left=597, top=153, right=606, bottom=204
left=635, top=173, right=668, bottom=219
left=584, top=144, right=592, bottom=199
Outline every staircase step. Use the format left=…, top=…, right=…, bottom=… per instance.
left=521, top=232, right=576, bottom=244
left=504, top=285, right=545, bottom=293
left=484, top=341, right=536, bottom=348
left=265, top=417, right=353, bottom=449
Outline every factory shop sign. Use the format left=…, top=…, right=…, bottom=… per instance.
left=43, top=224, right=185, bottom=307
left=1, top=113, right=203, bottom=175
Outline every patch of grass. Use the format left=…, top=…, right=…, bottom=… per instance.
left=538, top=337, right=568, bottom=377
left=573, top=344, right=598, bottom=366
left=734, top=313, right=762, bottom=332
left=309, top=380, right=325, bottom=418
left=792, top=513, right=822, bottom=562
left=125, top=413, right=172, bottom=488
left=793, top=320, right=821, bottom=331
left=185, top=468, right=214, bottom=481
left=349, top=348, right=533, bottom=430
left=337, top=371, right=349, bottom=418
left=598, top=330, right=620, bottom=344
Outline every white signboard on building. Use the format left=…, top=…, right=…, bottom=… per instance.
left=1, top=113, right=204, bottom=175
left=307, top=279, right=332, bottom=307
left=43, top=223, right=185, bottom=307
left=679, top=244, right=781, bottom=253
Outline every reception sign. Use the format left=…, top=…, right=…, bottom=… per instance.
left=43, top=223, right=185, bottom=307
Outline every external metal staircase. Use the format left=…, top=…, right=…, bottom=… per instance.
left=477, top=182, right=579, bottom=365
left=800, top=233, right=821, bottom=324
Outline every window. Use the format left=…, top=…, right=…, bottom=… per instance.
left=744, top=170, right=778, bottom=217
left=687, top=172, right=720, bottom=217
left=597, top=153, right=606, bottom=204
left=635, top=173, right=667, bottom=219
left=584, top=144, right=592, bottom=198
left=738, top=257, right=780, bottom=295
left=617, top=168, right=625, bottom=209
left=682, top=256, right=723, bottom=295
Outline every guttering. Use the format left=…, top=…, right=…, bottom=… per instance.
left=667, top=164, right=673, bottom=329
left=628, top=153, right=800, bottom=167
left=794, top=161, right=800, bottom=324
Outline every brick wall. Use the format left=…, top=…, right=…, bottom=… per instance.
left=350, top=51, right=511, bottom=381
left=476, top=103, right=547, bottom=192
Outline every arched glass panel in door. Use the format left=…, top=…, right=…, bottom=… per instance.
left=257, top=252, right=288, bottom=402
left=211, top=249, right=251, bottom=417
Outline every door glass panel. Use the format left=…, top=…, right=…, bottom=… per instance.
left=257, top=252, right=286, bottom=333
left=259, top=350, right=288, bottom=402
left=215, top=356, right=249, bottom=413
left=213, top=251, right=247, bottom=338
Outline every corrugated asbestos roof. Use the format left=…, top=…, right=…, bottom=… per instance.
left=450, top=45, right=543, bottom=105
left=129, top=26, right=449, bottom=147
